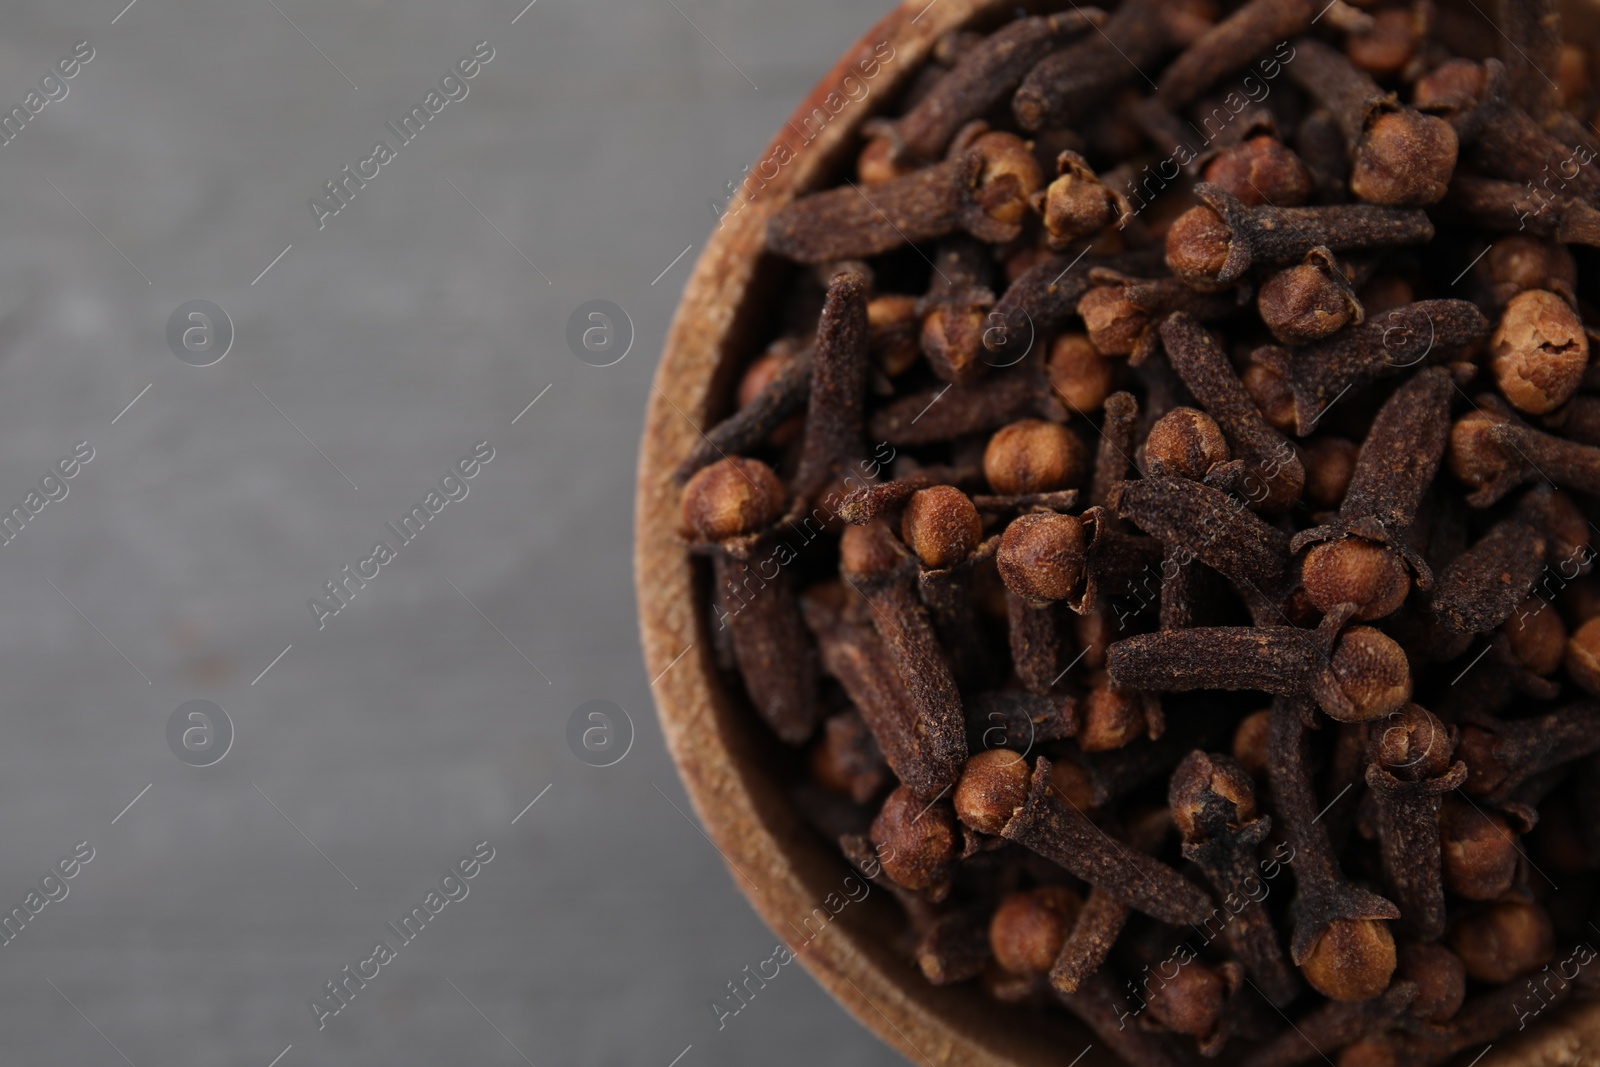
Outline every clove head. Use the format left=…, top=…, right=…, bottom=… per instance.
left=1328, top=626, right=1413, bottom=721
left=1077, top=284, right=1149, bottom=357
left=1479, top=237, right=1576, bottom=309
left=1144, top=407, right=1229, bottom=480
left=1259, top=261, right=1357, bottom=345
left=1446, top=410, right=1515, bottom=494
left=868, top=295, right=922, bottom=377
left=1038, top=151, right=1119, bottom=244
left=1567, top=616, right=1600, bottom=697
left=1489, top=289, right=1588, bottom=415
left=1302, top=540, right=1411, bottom=621
left=1345, top=8, right=1422, bottom=78
left=870, top=784, right=958, bottom=893
left=1243, top=356, right=1299, bottom=433
left=1501, top=596, right=1567, bottom=675
left=681, top=457, right=788, bottom=543
left=1413, top=58, right=1487, bottom=117
left=989, top=885, right=1082, bottom=976
left=954, top=749, right=1031, bottom=836
left=1439, top=794, right=1518, bottom=900
left=969, top=131, right=1044, bottom=228
left=1302, top=438, right=1360, bottom=511
left=1370, top=703, right=1452, bottom=782
left=1350, top=110, right=1457, bottom=207
left=1232, top=709, right=1272, bottom=778
left=984, top=419, right=1089, bottom=495
left=1168, top=750, right=1257, bottom=840
left=1146, top=957, right=1227, bottom=1039
left=1202, top=135, right=1313, bottom=208
left=1165, top=205, right=1234, bottom=290
left=1300, top=917, right=1396, bottom=1001
left=1394, top=942, right=1466, bottom=1024
left=1046, top=333, right=1116, bottom=413
left=901, top=485, right=982, bottom=570
left=1079, top=681, right=1147, bottom=752
left=997, top=511, right=1087, bottom=604
left=1449, top=900, right=1554, bottom=983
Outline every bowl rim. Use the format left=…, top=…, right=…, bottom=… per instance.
left=633, top=2, right=1600, bottom=1063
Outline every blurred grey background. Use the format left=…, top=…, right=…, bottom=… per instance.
left=0, top=0, right=902, bottom=1063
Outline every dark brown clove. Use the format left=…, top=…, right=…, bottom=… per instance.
left=1364, top=704, right=1467, bottom=939
left=1110, top=474, right=1294, bottom=624
left=1001, top=756, right=1215, bottom=924
left=1449, top=898, right=1555, bottom=983
left=1455, top=701, right=1600, bottom=800
left=1283, top=37, right=1457, bottom=206
left=1159, top=312, right=1306, bottom=512
left=1143, top=407, right=1230, bottom=481
left=1267, top=700, right=1401, bottom=1001
left=1428, top=495, right=1550, bottom=635
left=767, top=132, right=1042, bottom=263
left=1015, top=0, right=1206, bottom=131
left=869, top=368, right=1062, bottom=447
left=918, top=238, right=997, bottom=387
left=1290, top=366, right=1456, bottom=600
left=989, top=884, right=1083, bottom=977
left=1202, top=133, right=1316, bottom=208
left=1035, top=150, right=1126, bottom=248
left=984, top=245, right=1168, bottom=362
left=794, top=271, right=870, bottom=498
left=1077, top=269, right=1246, bottom=362
left=684, top=458, right=821, bottom=744
left=1108, top=609, right=1412, bottom=724
left=997, top=511, right=1086, bottom=693
left=839, top=521, right=968, bottom=796
left=1257, top=247, right=1364, bottom=346
left=1169, top=751, right=1302, bottom=1005
left=1489, top=288, right=1588, bottom=416
left=1047, top=332, right=1118, bottom=415
left=1444, top=173, right=1600, bottom=247
left=673, top=342, right=810, bottom=484
left=870, top=783, right=959, bottom=898
left=1158, top=1, right=1366, bottom=108
left=1089, top=390, right=1139, bottom=508
left=869, top=12, right=1101, bottom=165
left=1270, top=301, right=1487, bottom=436
left=1166, top=183, right=1435, bottom=289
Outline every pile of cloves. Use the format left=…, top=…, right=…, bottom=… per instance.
left=674, top=1, right=1600, bottom=1062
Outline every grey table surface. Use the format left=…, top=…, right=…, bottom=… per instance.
left=0, top=0, right=907, bottom=1063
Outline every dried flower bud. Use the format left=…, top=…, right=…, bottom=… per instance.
left=1258, top=255, right=1360, bottom=345
left=971, top=131, right=1044, bottom=227
left=858, top=135, right=914, bottom=185
left=902, top=486, right=982, bottom=570
left=1345, top=7, right=1421, bottom=77
left=1300, top=917, right=1396, bottom=1001
left=681, top=457, right=787, bottom=542
left=870, top=783, right=958, bottom=893
left=984, top=419, right=1089, bottom=495
left=1146, top=958, right=1227, bottom=1038
left=1330, top=626, right=1413, bottom=720
left=868, top=294, right=922, bottom=377
left=1049, top=756, right=1099, bottom=813
left=1449, top=900, right=1554, bottom=983
left=1165, top=206, right=1234, bottom=290
left=954, top=749, right=1031, bottom=836
left=989, top=885, right=1082, bottom=975
left=1047, top=333, right=1116, bottom=412
left=1169, top=750, right=1257, bottom=839
left=1567, top=616, right=1600, bottom=696
left=839, top=520, right=907, bottom=580
left=1350, top=109, right=1458, bottom=207
left=1202, top=135, right=1313, bottom=207
left=1480, top=237, right=1576, bottom=308
left=1301, top=540, right=1411, bottom=620
left=1079, top=681, right=1146, bottom=752
left=1501, top=596, right=1566, bottom=675
left=997, top=511, right=1088, bottom=603
left=1302, top=437, right=1360, bottom=511
left=1232, top=709, right=1272, bottom=777
left=1439, top=794, right=1518, bottom=900
left=1243, top=356, right=1299, bottom=433
left=1447, top=410, right=1515, bottom=493
left=1078, top=284, right=1149, bottom=357
left=1413, top=57, right=1487, bottom=114
left=1395, top=942, right=1466, bottom=1024
left=1371, top=703, right=1452, bottom=782
left=1145, top=408, right=1229, bottom=480
left=1039, top=151, right=1120, bottom=244
left=1489, top=289, right=1588, bottom=415
left=810, top=712, right=887, bottom=803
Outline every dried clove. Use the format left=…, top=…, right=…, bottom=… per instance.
left=1158, top=0, right=1367, bottom=109
left=1256, top=247, right=1363, bottom=346
left=1166, top=183, right=1435, bottom=289
left=795, top=271, right=870, bottom=498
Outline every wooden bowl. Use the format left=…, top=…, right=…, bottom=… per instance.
left=635, top=3, right=1600, bottom=1063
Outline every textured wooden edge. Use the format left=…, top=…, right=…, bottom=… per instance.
left=634, top=2, right=1600, bottom=1065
